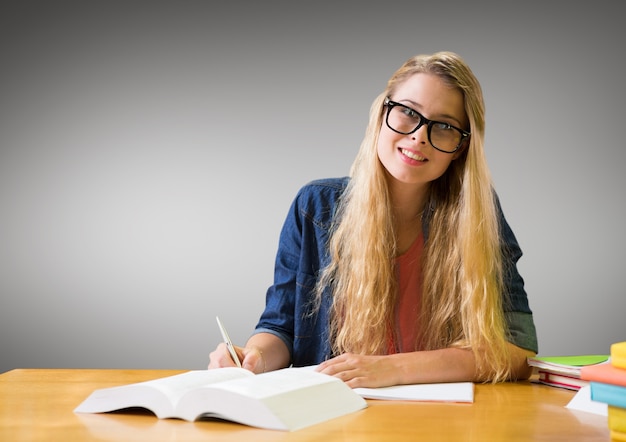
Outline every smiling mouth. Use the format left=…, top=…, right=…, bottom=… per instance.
left=400, top=148, right=426, bottom=162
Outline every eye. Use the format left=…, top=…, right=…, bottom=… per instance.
left=433, top=122, right=454, bottom=131
left=400, top=106, right=419, bottom=119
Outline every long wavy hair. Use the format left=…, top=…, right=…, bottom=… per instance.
left=316, top=51, right=512, bottom=382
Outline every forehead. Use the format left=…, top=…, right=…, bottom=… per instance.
left=393, top=73, right=466, bottom=121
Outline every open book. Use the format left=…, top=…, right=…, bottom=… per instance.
left=74, top=367, right=367, bottom=431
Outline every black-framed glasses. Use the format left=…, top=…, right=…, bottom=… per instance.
left=383, top=97, right=470, bottom=153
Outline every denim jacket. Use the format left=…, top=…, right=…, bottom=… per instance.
left=254, top=177, right=538, bottom=366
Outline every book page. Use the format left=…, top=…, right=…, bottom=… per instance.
left=176, top=367, right=367, bottom=430
left=142, top=369, right=253, bottom=405
left=208, top=367, right=337, bottom=400
left=74, top=368, right=253, bottom=417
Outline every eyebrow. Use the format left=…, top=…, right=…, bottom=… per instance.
left=400, top=99, right=465, bottom=127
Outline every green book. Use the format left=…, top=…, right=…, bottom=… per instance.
left=527, top=355, right=610, bottom=377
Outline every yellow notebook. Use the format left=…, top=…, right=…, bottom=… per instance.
left=610, top=406, right=626, bottom=433
left=611, top=429, right=626, bottom=442
left=612, top=342, right=626, bottom=370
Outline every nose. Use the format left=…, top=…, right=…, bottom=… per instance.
left=411, top=123, right=429, bottom=145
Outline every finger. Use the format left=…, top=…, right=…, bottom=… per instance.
left=318, top=355, right=353, bottom=376
left=241, top=347, right=265, bottom=374
left=208, top=343, right=239, bottom=369
left=316, top=354, right=347, bottom=372
left=344, top=375, right=366, bottom=389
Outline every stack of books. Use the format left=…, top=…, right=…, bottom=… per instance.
left=527, top=354, right=609, bottom=391
left=581, top=341, right=626, bottom=441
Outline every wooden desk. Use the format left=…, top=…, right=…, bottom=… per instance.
left=0, top=369, right=610, bottom=441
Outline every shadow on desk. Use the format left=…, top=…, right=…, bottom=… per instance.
left=75, top=409, right=367, bottom=441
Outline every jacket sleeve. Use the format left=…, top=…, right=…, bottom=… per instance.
left=252, top=188, right=303, bottom=361
left=251, top=178, right=346, bottom=365
left=496, top=195, right=539, bottom=354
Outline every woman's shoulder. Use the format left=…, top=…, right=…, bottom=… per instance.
left=291, top=177, right=349, bottom=223
left=301, top=177, right=350, bottom=190
left=295, top=177, right=350, bottom=200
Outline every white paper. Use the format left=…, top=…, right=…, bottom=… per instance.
left=354, top=382, right=474, bottom=403
left=565, top=385, right=608, bottom=416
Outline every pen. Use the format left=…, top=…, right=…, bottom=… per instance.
left=216, top=316, right=242, bottom=368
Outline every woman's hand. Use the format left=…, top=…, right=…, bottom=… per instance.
left=208, top=332, right=289, bottom=374
left=208, top=343, right=244, bottom=369
left=208, top=344, right=266, bottom=374
left=316, top=353, right=403, bottom=388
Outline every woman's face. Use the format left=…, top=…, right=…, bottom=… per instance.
left=377, top=72, right=468, bottom=189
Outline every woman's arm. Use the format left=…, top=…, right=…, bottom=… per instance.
left=506, top=342, right=536, bottom=380
left=316, top=342, right=535, bottom=388
left=241, top=332, right=291, bottom=373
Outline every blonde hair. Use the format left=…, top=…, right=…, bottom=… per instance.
left=317, top=51, right=512, bottom=382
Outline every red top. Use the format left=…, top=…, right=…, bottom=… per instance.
left=389, top=233, right=424, bottom=353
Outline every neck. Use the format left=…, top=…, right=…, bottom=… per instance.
left=388, top=180, right=430, bottom=225
left=387, top=179, right=429, bottom=256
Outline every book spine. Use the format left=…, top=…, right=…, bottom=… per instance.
left=538, top=371, right=586, bottom=390
left=590, top=382, right=626, bottom=408
left=610, top=406, right=626, bottom=433
left=580, top=364, right=626, bottom=387
left=613, top=342, right=626, bottom=370
left=537, top=379, right=580, bottom=391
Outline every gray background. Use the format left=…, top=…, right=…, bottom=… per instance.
left=1, top=1, right=624, bottom=374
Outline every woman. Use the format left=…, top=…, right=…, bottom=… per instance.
left=209, top=51, right=538, bottom=388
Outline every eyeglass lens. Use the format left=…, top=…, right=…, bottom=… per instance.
left=387, top=104, right=463, bottom=153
